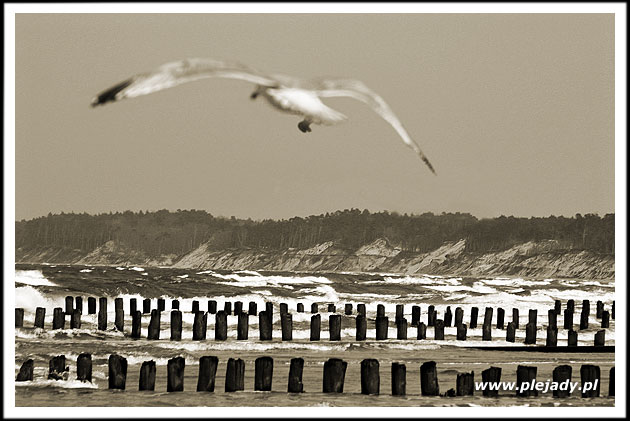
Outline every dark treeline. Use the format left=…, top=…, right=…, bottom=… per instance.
left=16, top=209, right=614, bottom=256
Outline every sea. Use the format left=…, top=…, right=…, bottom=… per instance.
left=14, top=263, right=615, bottom=407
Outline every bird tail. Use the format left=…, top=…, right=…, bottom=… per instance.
left=90, top=78, right=134, bottom=107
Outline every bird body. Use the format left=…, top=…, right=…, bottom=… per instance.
left=92, top=58, right=436, bottom=174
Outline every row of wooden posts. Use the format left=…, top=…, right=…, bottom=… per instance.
left=15, top=354, right=614, bottom=398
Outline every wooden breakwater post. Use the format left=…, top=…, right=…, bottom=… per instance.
left=139, top=361, right=156, bottom=391
left=546, top=325, right=558, bottom=347
left=115, top=297, right=123, bottom=314
left=15, top=308, right=24, bottom=328
left=361, top=359, right=380, bottom=395
left=582, top=299, right=590, bottom=317
left=395, top=304, right=404, bottom=324
left=237, top=312, right=249, bottom=340
left=208, top=300, right=217, bottom=314
left=506, top=322, right=516, bottom=342
left=417, top=322, right=427, bottom=340
left=601, top=311, right=610, bottom=328
left=568, top=329, right=578, bottom=346
left=310, top=314, right=321, bottom=341
left=281, top=313, right=293, bottom=341
left=483, top=307, right=493, bottom=329
left=580, top=307, right=589, bottom=330
left=323, top=358, right=347, bottom=393
left=327, top=304, right=336, bottom=313
left=497, top=308, right=505, bottom=329
left=567, top=299, right=575, bottom=313
left=171, top=310, right=182, bottom=340
left=75, top=296, right=83, bottom=314
left=34, top=307, right=45, bottom=328
left=554, top=299, right=561, bottom=315
left=481, top=367, right=501, bottom=397
left=170, top=299, right=178, bottom=310
left=427, top=305, right=436, bottom=326
left=357, top=303, right=366, bottom=317
left=412, top=305, right=421, bottom=326
left=311, top=303, right=318, bottom=314
left=71, top=309, right=82, bottom=329
left=288, top=358, right=304, bottom=393
left=143, top=298, right=151, bottom=314
left=147, top=309, right=161, bottom=340
left=197, top=356, right=218, bottom=392
left=596, top=300, right=604, bottom=319
left=391, top=362, right=406, bottom=396
left=65, top=295, right=73, bottom=315
left=594, top=330, right=605, bottom=346
left=259, top=311, right=272, bottom=341
left=512, top=308, right=519, bottom=329
left=48, top=355, right=68, bottom=380
left=16, top=359, right=34, bottom=382
left=434, top=319, right=444, bottom=340
left=225, top=358, right=245, bottom=392
left=397, top=318, right=408, bottom=340
left=456, top=371, right=474, bottom=396
left=564, top=308, right=574, bottom=330
left=280, top=303, right=288, bottom=315
left=191, top=300, right=199, bottom=313
left=87, top=297, right=96, bottom=314
left=516, top=365, right=538, bottom=397
left=552, top=365, right=572, bottom=398
left=215, top=310, right=228, bottom=341
left=580, top=365, right=600, bottom=398
left=345, top=303, right=353, bottom=315
left=457, top=323, right=467, bottom=341
left=454, top=307, right=463, bottom=327
left=265, top=302, right=273, bottom=322
left=609, top=367, right=614, bottom=397
left=248, top=301, right=258, bottom=316
left=297, top=303, right=304, bottom=313
left=52, top=307, right=65, bottom=330
left=157, top=298, right=165, bottom=312
left=482, top=320, right=492, bottom=341
left=377, top=304, right=385, bottom=318
left=130, top=298, right=137, bottom=313
left=528, top=309, right=537, bottom=326
left=548, top=309, right=557, bottom=330
left=234, top=301, right=243, bottom=316
left=376, top=316, right=388, bottom=340
left=224, top=302, right=232, bottom=315
left=525, top=322, right=537, bottom=344
left=167, top=357, right=185, bottom=392
left=420, top=361, right=439, bottom=396
left=254, top=356, right=274, bottom=391
left=444, top=306, right=453, bottom=327
left=115, top=308, right=124, bottom=332
left=108, top=354, right=127, bottom=390
left=131, top=311, right=142, bottom=338
left=98, top=298, right=108, bottom=331
left=470, top=307, right=479, bottom=329
left=329, top=314, right=341, bottom=341
left=193, top=311, right=207, bottom=340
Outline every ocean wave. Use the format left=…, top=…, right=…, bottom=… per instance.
left=15, top=379, right=98, bottom=389
left=15, top=270, right=58, bottom=287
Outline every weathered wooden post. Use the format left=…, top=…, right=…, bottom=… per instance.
left=108, top=354, right=127, bottom=390
left=130, top=298, right=137, bottom=313
left=88, top=297, right=96, bottom=314
left=329, top=314, right=341, bottom=341
left=131, top=311, right=141, bottom=338
left=52, top=307, right=65, bottom=330
left=412, top=305, right=421, bottom=326
left=147, top=309, right=161, bottom=340
left=345, top=303, right=353, bottom=315
left=234, top=301, right=243, bottom=316
left=224, top=301, right=232, bottom=315
left=297, top=303, right=304, bottom=313
left=427, top=305, right=436, bottom=326
left=516, top=365, right=538, bottom=397
left=115, top=308, right=124, bottom=332
left=506, top=322, right=516, bottom=342
left=248, top=301, right=257, bottom=316
left=481, top=367, right=501, bottom=397
left=281, top=313, right=293, bottom=341
left=483, top=307, right=493, bottom=329
left=525, top=322, right=536, bottom=344
left=65, top=296, right=73, bottom=315
left=546, top=325, right=558, bottom=347
left=48, top=355, right=68, bottom=380
left=114, top=297, right=123, bottom=314
left=482, top=320, right=492, bottom=341
left=470, top=307, right=478, bottom=329
left=288, top=358, right=304, bottom=393
left=397, top=318, right=408, bottom=340
left=139, top=360, right=156, bottom=391
left=609, top=367, right=614, bottom=397
left=594, top=330, right=605, bottom=346
left=197, top=356, right=218, bottom=392
left=311, top=303, right=318, bottom=313
left=322, top=358, right=347, bottom=393
left=71, top=309, right=82, bottom=329
left=456, top=371, right=474, bottom=396
left=225, top=358, right=245, bottom=392
left=457, top=323, right=467, bottom=341
left=454, top=307, right=463, bottom=327
left=417, top=322, right=427, bottom=340
left=548, top=309, right=557, bottom=330
left=15, top=308, right=24, bottom=328
left=167, top=357, right=185, bottom=392
left=512, top=308, right=519, bottom=329
left=170, top=310, right=182, bottom=340
left=237, top=312, right=249, bottom=340
left=496, top=307, right=505, bottom=329
left=98, top=298, right=108, bottom=331
left=528, top=309, right=537, bottom=326
left=554, top=299, right=561, bottom=315
left=208, top=300, right=217, bottom=314
left=310, top=314, right=321, bottom=341
left=444, top=306, right=453, bottom=327
left=34, top=307, right=45, bottom=328
left=254, top=356, right=274, bottom=391
left=280, top=303, right=288, bottom=315
left=376, top=316, right=388, bottom=340
left=157, top=298, right=165, bottom=312
left=552, top=365, right=572, bottom=398
left=143, top=298, right=151, bottom=314
left=361, top=359, right=380, bottom=395
left=568, top=329, right=578, bottom=346
left=75, top=296, right=83, bottom=314
left=601, top=311, right=610, bottom=328
left=434, top=319, right=445, bottom=340
left=170, top=299, right=178, bottom=310
left=580, top=307, right=589, bottom=330
left=357, top=303, right=366, bottom=317
left=193, top=311, right=208, bottom=340
left=567, top=299, right=575, bottom=313
left=215, top=310, right=228, bottom=341
left=265, top=302, right=273, bottom=322
left=420, top=361, right=439, bottom=396
left=564, top=309, right=573, bottom=330
left=191, top=300, right=199, bottom=313
left=327, top=304, right=336, bottom=313
left=377, top=304, right=385, bottom=318
left=580, top=365, right=600, bottom=398
left=582, top=299, right=590, bottom=317
left=259, top=311, right=272, bottom=341
left=395, top=304, right=404, bottom=324
left=16, top=359, right=34, bottom=381
left=596, top=300, right=603, bottom=319
left=391, top=362, right=406, bottom=396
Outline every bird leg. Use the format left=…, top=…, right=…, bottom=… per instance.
left=250, top=91, right=259, bottom=100
left=298, top=119, right=312, bottom=133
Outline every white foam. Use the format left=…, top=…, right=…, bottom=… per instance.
left=14, top=270, right=57, bottom=286
left=129, top=266, right=144, bottom=271
left=15, top=379, right=98, bottom=389
left=79, top=269, right=93, bottom=273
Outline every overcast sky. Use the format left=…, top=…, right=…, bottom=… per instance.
left=14, top=12, right=615, bottom=221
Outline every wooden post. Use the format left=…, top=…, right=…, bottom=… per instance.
left=265, top=302, right=273, bottom=322
left=48, top=355, right=68, bottom=380
left=612, top=301, right=615, bottom=319
left=297, top=303, right=304, bottom=313
left=167, top=357, right=185, bottom=392
left=596, top=300, right=603, bottom=318
left=552, top=365, right=572, bottom=398
left=15, top=308, right=24, bottom=328
left=512, top=308, right=519, bottom=329
left=528, top=309, right=537, bottom=326
left=311, top=303, right=318, bottom=313
left=34, top=307, right=45, bottom=328
left=609, top=367, right=614, bottom=397
left=65, top=295, right=73, bottom=315
left=412, top=305, right=421, bottom=326
left=506, top=322, right=516, bottom=342
left=234, top=301, right=243, bottom=316
left=254, top=356, right=274, bottom=391
left=248, top=301, right=258, bottom=316
left=546, top=326, right=558, bottom=347
left=470, top=307, right=478, bottom=329
left=281, top=313, right=292, bottom=341
left=16, top=359, right=34, bottom=382
left=554, top=299, right=561, bottom=315
left=131, top=311, right=141, bottom=338
left=580, top=365, right=600, bottom=398
left=525, top=322, right=536, bottom=344
left=567, top=299, right=575, bottom=313
left=395, top=304, right=404, bottom=324
left=376, top=316, right=388, bottom=340
left=482, top=321, right=491, bottom=341
left=191, top=300, right=199, bottom=313
left=516, top=365, right=538, bottom=397
left=108, top=354, right=127, bottom=390
left=548, top=309, right=557, bottom=330
left=170, top=299, right=178, bottom=310
left=310, top=314, right=321, bottom=341
left=322, top=358, right=347, bottom=393
left=115, top=308, right=124, bottom=332
left=345, top=303, right=353, bottom=315
left=98, top=298, right=107, bottom=331
left=224, top=301, right=232, bottom=315
left=601, top=311, right=610, bottom=328
left=52, top=307, right=65, bottom=330
left=420, top=361, right=439, bottom=396
left=237, top=312, right=249, bottom=340
left=259, top=311, right=272, bottom=341
left=357, top=303, right=366, bottom=317
left=215, top=310, right=228, bottom=341
left=427, top=305, right=436, bottom=326
left=329, top=314, right=341, bottom=341
left=568, top=329, right=578, bottom=346
left=147, top=309, right=161, bottom=340
left=114, top=297, right=123, bottom=314
left=327, top=304, right=336, bottom=313
left=225, top=358, right=245, bottom=392
left=71, top=309, right=82, bottom=329
left=497, top=308, right=505, bottom=329
left=157, top=298, right=165, bottom=312
left=377, top=304, right=385, bottom=318
left=594, top=330, right=605, bottom=346
left=288, top=358, right=304, bottom=393
left=454, top=307, right=463, bottom=327
left=397, top=318, right=408, bottom=340
left=139, top=361, right=156, bottom=391
left=280, top=303, right=288, bottom=315
left=170, top=310, right=182, bottom=340
left=434, top=319, right=444, bottom=340
left=457, top=323, right=467, bottom=341
left=582, top=299, right=590, bottom=317
left=483, top=307, right=493, bottom=328
left=87, top=297, right=96, bottom=314
left=481, top=367, right=501, bottom=397
left=208, top=300, right=217, bottom=314
left=130, top=298, right=137, bottom=313
left=361, top=359, right=380, bottom=395
left=564, top=309, right=573, bottom=330
left=444, top=306, right=453, bottom=327
left=143, top=298, right=151, bottom=314
left=193, top=311, right=208, bottom=340
left=417, top=322, right=427, bottom=340
left=391, top=362, right=406, bottom=396
left=75, top=296, right=83, bottom=314
left=197, top=356, right=218, bottom=392
left=456, top=371, right=474, bottom=396
left=580, top=308, right=589, bottom=330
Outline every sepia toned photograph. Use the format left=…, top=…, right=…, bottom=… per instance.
left=5, top=3, right=626, bottom=417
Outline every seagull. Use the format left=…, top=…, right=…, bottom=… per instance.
left=91, top=58, right=436, bottom=174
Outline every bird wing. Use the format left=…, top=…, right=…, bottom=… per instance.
left=91, top=58, right=282, bottom=107
left=312, top=78, right=436, bottom=174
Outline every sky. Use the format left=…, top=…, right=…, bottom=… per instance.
left=13, top=11, right=616, bottom=221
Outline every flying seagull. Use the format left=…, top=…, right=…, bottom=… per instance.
left=91, top=58, right=436, bottom=174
